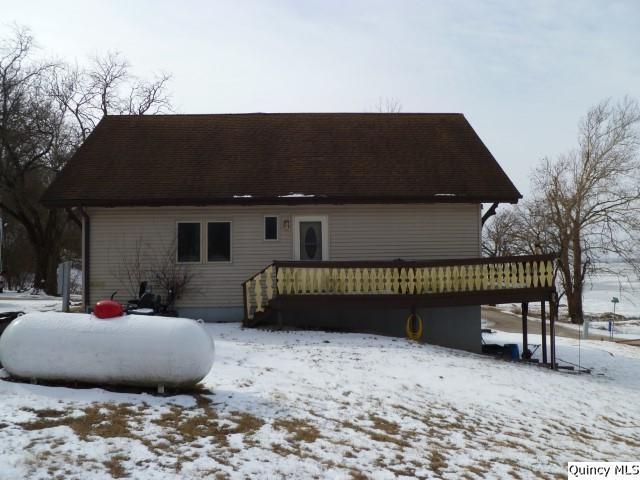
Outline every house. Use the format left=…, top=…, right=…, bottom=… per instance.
left=42, top=113, right=556, bottom=355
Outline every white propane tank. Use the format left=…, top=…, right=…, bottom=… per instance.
left=0, top=312, right=214, bottom=388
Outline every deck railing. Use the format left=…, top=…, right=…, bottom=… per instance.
left=242, top=254, right=556, bottom=321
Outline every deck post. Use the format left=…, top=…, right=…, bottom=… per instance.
left=242, top=281, right=249, bottom=326
left=540, top=301, right=547, bottom=364
left=521, top=302, right=529, bottom=359
left=550, top=293, right=557, bottom=370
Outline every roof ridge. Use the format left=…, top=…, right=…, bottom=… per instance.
left=103, top=112, right=465, bottom=118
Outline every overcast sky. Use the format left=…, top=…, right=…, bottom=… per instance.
left=3, top=0, right=639, bottom=196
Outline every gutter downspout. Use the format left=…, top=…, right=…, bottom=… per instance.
left=80, top=207, right=90, bottom=311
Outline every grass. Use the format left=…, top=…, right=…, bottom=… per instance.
left=272, top=417, right=321, bottom=443
left=230, top=411, right=265, bottom=434
left=103, top=454, right=130, bottom=478
left=19, top=404, right=143, bottom=440
left=14, top=397, right=267, bottom=478
left=11, top=386, right=612, bottom=478
left=151, top=405, right=230, bottom=446
left=369, top=414, right=401, bottom=435
left=340, top=419, right=411, bottom=449
left=429, top=450, right=448, bottom=476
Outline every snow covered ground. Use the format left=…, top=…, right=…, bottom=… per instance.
left=582, top=265, right=640, bottom=318
left=589, top=319, right=640, bottom=338
left=1, top=321, right=640, bottom=479
left=0, top=290, right=62, bottom=314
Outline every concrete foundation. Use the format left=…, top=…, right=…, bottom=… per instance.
left=279, top=305, right=482, bottom=353
left=177, top=304, right=481, bottom=353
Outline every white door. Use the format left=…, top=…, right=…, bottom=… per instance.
left=293, top=216, right=328, bottom=261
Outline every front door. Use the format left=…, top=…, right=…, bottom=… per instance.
left=294, top=216, right=328, bottom=261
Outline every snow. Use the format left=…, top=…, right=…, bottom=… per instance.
left=278, top=192, right=315, bottom=198
left=482, top=327, right=640, bottom=380
left=0, top=290, right=62, bottom=314
left=589, top=319, right=640, bottom=338
left=583, top=268, right=640, bottom=318
left=434, top=193, right=457, bottom=197
left=1, top=320, right=639, bottom=479
left=129, top=308, right=155, bottom=314
left=0, top=312, right=214, bottom=387
left=232, top=195, right=253, bottom=198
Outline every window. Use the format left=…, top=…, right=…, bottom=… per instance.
left=264, top=216, right=278, bottom=240
left=177, top=222, right=201, bottom=263
left=207, top=222, right=231, bottom=262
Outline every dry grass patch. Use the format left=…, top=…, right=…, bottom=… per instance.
left=272, top=417, right=321, bottom=443
left=369, top=415, right=401, bottom=435
left=22, top=407, right=69, bottom=419
left=349, top=469, right=370, bottom=480
left=465, top=461, right=491, bottom=477
left=430, top=449, right=448, bottom=476
left=103, top=454, right=130, bottom=478
left=19, top=404, right=143, bottom=440
left=341, top=420, right=410, bottom=449
left=388, top=465, right=417, bottom=477
left=198, top=470, right=231, bottom=480
left=14, top=398, right=271, bottom=477
left=152, top=405, right=230, bottom=446
left=269, top=442, right=295, bottom=457
left=230, top=411, right=265, bottom=435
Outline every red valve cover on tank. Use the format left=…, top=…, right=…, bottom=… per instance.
left=93, top=300, right=124, bottom=319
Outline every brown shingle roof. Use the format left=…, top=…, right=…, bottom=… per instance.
left=41, top=113, right=521, bottom=207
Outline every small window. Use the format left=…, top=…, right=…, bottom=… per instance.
left=177, top=222, right=201, bottom=263
left=207, top=222, right=231, bottom=262
left=264, top=216, right=278, bottom=240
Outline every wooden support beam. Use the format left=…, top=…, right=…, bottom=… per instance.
left=242, top=281, right=249, bottom=325
left=522, top=302, right=530, bottom=359
left=481, top=202, right=499, bottom=226
left=541, top=301, right=547, bottom=364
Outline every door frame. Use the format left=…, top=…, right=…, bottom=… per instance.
left=293, top=215, right=329, bottom=261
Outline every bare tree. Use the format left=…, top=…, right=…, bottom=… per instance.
left=0, top=27, right=72, bottom=293
left=110, top=237, right=147, bottom=299
left=150, top=240, right=195, bottom=302
left=526, top=97, right=640, bottom=323
left=482, top=208, right=521, bottom=257
left=0, top=26, right=173, bottom=294
left=373, top=97, right=402, bottom=113
left=2, top=218, right=35, bottom=291
left=52, top=51, right=172, bottom=144
left=111, top=237, right=195, bottom=304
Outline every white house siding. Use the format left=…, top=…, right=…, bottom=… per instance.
left=86, top=204, right=481, bottom=309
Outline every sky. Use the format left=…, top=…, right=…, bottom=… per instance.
left=2, top=0, right=639, bottom=197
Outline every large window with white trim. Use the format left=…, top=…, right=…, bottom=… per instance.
left=177, top=222, right=201, bottom=263
left=207, top=221, right=232, bottom=262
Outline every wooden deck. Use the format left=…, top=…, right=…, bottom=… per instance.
left=242, top=254, right=559, bottom=366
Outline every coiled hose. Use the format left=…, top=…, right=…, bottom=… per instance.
left=405, top=312, right=423, bottom=341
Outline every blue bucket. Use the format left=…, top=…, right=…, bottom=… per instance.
left=504, top=344, right=520, bottom=360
